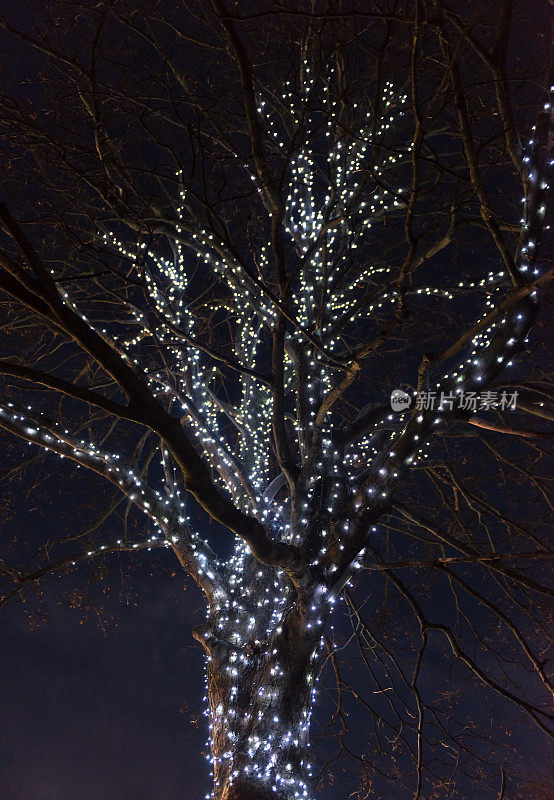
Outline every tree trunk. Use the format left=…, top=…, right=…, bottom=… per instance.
left=197, top=585, right=325, bottom=800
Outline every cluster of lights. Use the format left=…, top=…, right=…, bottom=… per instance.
left=1, top=45, right=551, bottom=797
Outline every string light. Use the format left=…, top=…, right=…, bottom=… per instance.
left=0, top=57, right=551, bottom=800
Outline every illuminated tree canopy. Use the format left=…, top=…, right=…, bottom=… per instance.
left=0, top=2, right=553, bottom=799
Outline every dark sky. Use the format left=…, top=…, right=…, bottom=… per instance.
left=0, top=2, right=552, bottom=799
left=0, top=559, right=208, bottom=800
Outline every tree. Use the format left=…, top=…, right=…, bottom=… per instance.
left=0, top=2, right=553, bottom=798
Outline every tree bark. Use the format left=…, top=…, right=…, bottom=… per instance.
left=198, top=582, right=325, bottom=800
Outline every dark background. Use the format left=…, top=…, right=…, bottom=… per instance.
left=0, top=1, right=553, bottom=798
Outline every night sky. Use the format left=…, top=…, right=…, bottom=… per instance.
left=1, top=570, right=207, bottom=800
left=0, top=2, right=553, bottom=799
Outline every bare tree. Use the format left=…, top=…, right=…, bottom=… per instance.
left=0, top=2, right=553, bottom=798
